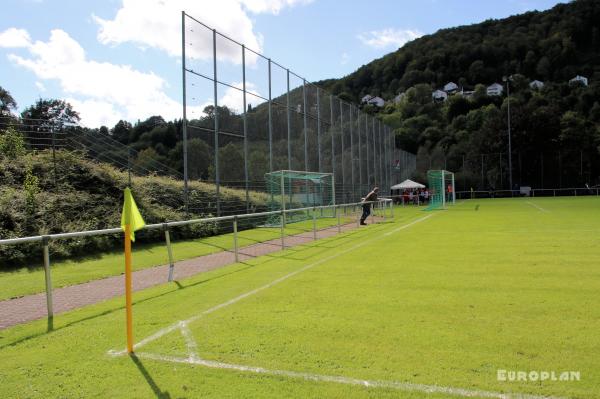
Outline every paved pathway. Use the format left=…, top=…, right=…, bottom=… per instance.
left=0, top=217, right=382, bottom=330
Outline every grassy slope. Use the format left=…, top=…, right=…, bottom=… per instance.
left=0, top=150, right=270, bottom=267
left=1, top=198, right=599, bottom=398
left=0, top=214, right=356, bottom=301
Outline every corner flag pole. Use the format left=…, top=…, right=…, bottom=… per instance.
left=124, top=223, right=133, bottom=353
left=121, top=187, right=145, bottom=354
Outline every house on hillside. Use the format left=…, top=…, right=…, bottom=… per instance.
left=444, top=82, right=459, bottom=94
left=393, top=92, right=405, bottom=104
left=569, top=75, right=588, bottom=86
left=361, top=94, right=374, bottom=104
left=367, top=96, right=385, bottom=107
left=529, top=80, right=544, bottom=90
left=487, top=83, right=504, bottom=96
left=432, top=90, right=448, bottom=102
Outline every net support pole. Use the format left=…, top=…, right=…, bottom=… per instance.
left=165, top=225, right=175, bottom=282
left=337, top=205, right=341, bottom=233
left=268, top=59, right=273, bottom=173
left=330, top=95, right=336, bottom=204
left=242, top=45, right=250, bottom=213
left=42, top=236, right=54, bottom=324
left=340, top=100, right=345, bottom=202
left=452, top=173, right=456, bottom=204
left=286, top=69, right=292, bottom=170
left=233, top=216, right=239, bottom=263
left=317, top=87, right=322, bottom=172
left=212, top=29, right=220, bottom=216
left=357, top=112, right=362, bottom=195
left=365, top=116, right=370, bottom=187
left=312, top=207, right=317, bottom=240
left=349, top=106, right=354, bottom=201
left=181, top=11, right=189, bottom=215
left=280, top=211, right=285, bottom=249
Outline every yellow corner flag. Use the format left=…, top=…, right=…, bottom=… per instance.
left=121, top=187, right=145, bottom=241
left=121, top=187, right=145, bottom=354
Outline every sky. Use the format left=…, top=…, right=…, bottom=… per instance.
left=0, top=0, right=567, bottom=128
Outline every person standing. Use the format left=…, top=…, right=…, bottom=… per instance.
left=360, top=187, right=379, bottom=225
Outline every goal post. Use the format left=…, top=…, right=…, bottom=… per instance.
left=265, top=170, right=335, bottom=224
left=425, top=170, right=455, bottom=210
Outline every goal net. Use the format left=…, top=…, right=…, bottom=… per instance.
left=265, top=170, right=335, bottom=224
left=425, top=170, right=455, bottom=210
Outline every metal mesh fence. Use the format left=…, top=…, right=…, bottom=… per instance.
left=180, top=12, right=410, bottom=214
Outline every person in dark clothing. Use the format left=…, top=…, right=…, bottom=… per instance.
left=360, top=187, right=379, bottom=225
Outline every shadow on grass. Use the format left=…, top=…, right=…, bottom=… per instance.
left=131, top=354, right=172, bottom=399
left=0, top=220, right=390, bottom=350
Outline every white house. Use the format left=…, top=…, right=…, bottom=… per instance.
left=432, top=90, right=448, bottom=102
left=529, top=80, right=544, bottom=90
left=569, top=75, right=588, bottom=86
left=487, top=83, right=504, bottom=96
left=367, top=96, right=385, bottom=107
left=443, top=82, right=459, bottom=93
left=361, top=94, right=374, bottom=104
left=393, top=92, right=405, bottom=104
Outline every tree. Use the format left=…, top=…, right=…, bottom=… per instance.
left=0, top=86, right=17, bottom=116
left=133, top=147, right=165, bottom=174
left=111, top=120, right=132, bottom=144
left=21, top=99, right=80, bottom=126
left=218, top=143, right=244, bottom=182
left=168, top=138, right=212, bottom=180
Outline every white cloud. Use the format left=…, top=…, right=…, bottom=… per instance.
left=66, top=98, right=125, bottom=128
left=219, top=81, right=261, bottom=113
left=0, top=27, right=32, bottom=48
left=240, top=0, right=313, bottom=14
left=6, top=29, right=191, bottom=127
left=357, top=28, right=423, bottom=49
left=93, top=0, right=311, bottom=65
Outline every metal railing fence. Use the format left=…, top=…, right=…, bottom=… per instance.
left=0, top=199, right=393, bottom=323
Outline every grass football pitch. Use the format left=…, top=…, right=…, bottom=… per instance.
left=1, top=197, right=599, bottom=398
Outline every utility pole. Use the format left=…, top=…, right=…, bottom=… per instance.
left=503, top=75, right=513, bottom=194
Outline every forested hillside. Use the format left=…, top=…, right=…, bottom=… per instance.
left=321, top=0, right=600, bottom=189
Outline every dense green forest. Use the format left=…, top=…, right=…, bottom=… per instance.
left=320, top=0, right=600, bottom=189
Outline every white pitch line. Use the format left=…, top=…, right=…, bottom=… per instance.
left=109, top=214, right=435, bottom=355
left=384, top=213, right=435, bottom=236
left=525, top=201, right=550, bottom=213
left=128, top=352, right=567, bottom=399
left=107, top=212, right=569, bottom=399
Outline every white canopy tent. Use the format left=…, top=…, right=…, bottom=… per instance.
left=391, top=179, right=425, bottom=190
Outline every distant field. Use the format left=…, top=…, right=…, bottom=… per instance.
left=1, top=197, right=599, bottom=398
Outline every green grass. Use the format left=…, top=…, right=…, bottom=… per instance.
left=0, top=213, right=357, bottom=301
left=1, top=197, right=599, bottom=398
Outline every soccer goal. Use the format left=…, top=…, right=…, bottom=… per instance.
left=265, top=170, right=335, bottom=224
left=425, top=170, right=455, bottom=210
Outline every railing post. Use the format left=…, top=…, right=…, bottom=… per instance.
left=337, top=205, right=341, bottom=233
left=164, top=224, right=175, bottom=282
left=280, top=210, right=285, bottom=249
left=42, top=236, right=53, bottom=321
left=383, top=201, right=387, bottom=222
left=312, top=207, right=317, bottom=240
left=390, top=199, right=394, bottom=218
left=233, top=216, right=239, bottom=263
